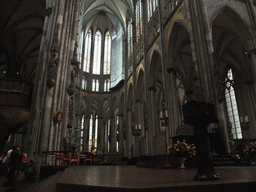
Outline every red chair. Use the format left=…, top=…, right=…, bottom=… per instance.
left=79, top=154, right=86, bottom=165
left=85, top=155, right=93, bottom=165
left=62, top=153, right=71, bottom=166
left=70, top=153, right=80, bottom=166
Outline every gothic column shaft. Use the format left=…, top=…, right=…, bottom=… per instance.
left=158, top=0, right=170, bottom=152
left=101, top=122, right=106, bottom=153
left=118, top=115, right=124, bottom=153
left=97, top=117, right=102, bottom=152
left=84, top=116, right=89, bottom=152
left=148, top=88, right=157, bottom=155
left=168, top=69, right=179, bottom=137
left=110, top=116, right=116, bottom=153
left=39, top=0, right=63, bottom=154
left=50, top=0, right=77, bottom=151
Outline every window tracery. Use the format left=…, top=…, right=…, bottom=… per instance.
left=225, top=69, right=242, bottom=139
left=93, top=30, right=102, bottom=74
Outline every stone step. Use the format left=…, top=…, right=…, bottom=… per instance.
left=22, top=171, right=64, bottom=192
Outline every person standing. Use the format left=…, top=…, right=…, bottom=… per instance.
left=6, top=146, right=22, bottom=186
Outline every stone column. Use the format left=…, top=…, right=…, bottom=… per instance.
left=40, top=22, right=60, bottom=154
left=158, top=0, right=171, bottom=152
left=118, top=114, right=124, bottom=154
left=97, top=116, right=102, bottom=152
left=101, top=121, right=106, bottom=153
left=166, top=67, right=179, bottom=137
left=84, top=115, right=89, bottom=152
left=148, top=87, right=157, bottom=156
left=110, top=116, right=116, bottom=153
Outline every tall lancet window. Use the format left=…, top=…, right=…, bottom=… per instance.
left=136, top=0, right=143, bottom=42
left=104, top=79, right=110, bottom=92
left=104, top=31, right=111, bottom=75
left=84, top=29, right=92, bottom=73
left=96, top=79, right=99, bottom=92
left=80, top=116, right=84, bottom=152
left=92, top=79, right=95, bottom=91
left=82, top=78, right=87, bottom=90
left=225, top=69, right=242, bottom=139
left=89, top=114, right=93, bottom=151
left=93, top=30, right=102, bottom=74
left=94, top=115, right=98, bottom=150
left=128, top=19, right=133, bottom=58
left=107, top=119, right=110, bottom=152
left=79, top=30, right=84, bottom=65
left=147, top=0, right=158, bottom=21
left=92, top=79, right=99, bottom=92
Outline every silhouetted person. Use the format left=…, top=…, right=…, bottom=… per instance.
left=183, top=100, right=220, bottom=180
left=6, top=146, right=22, bottom=186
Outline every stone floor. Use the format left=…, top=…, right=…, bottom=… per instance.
left=2, top=166, right=256, bottom=192
left=56, top=166, right=256, bottom=192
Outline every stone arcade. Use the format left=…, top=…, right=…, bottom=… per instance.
left=1, top=0, right=256, bottom=191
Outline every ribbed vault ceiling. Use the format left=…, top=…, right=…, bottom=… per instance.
left=81, top=0, right=133, bottom=32
left=0, top=0, right=46, bottom=83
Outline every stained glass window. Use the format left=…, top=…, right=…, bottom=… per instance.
left=136, top=0, right=143, bottom=42
left=128, top=19, right=133, bottom=57
left=147, top=0, right=158, bottom=21
left=104, top=31, right=111, bottom=75
left=84, top=30, right=92, bottom=73
left=93, top=30, right=102, bottom=74
left=225, top=69, right=242, bottom=139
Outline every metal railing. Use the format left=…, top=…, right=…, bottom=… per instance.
left=41, top=151, right=124, bottom=166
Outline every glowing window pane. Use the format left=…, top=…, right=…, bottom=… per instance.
left=84, top=30, right=92, bottom=73
left=128, top=19, right=133, bottom=57
left=88, top=115, right=93, bottom=151
left=79, top=30, right=84, bottom=64
left=96, top=79, right=99, bottom=92
left=95, top=116, right=98, bottom=148
left=92, top=79, right=95, bottom=91
left=104, top=31, right=111, bottom=75
left=93, top=30, right=102, bottom=74
left=225, top=69, right=242, bottom=139
left=136, top=0, right=143, bottom=41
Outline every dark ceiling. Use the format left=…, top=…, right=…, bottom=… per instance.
left=0, top=0, right=46, bottom=83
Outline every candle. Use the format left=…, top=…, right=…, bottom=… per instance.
left=240, top=117, right=243, bottom=123
left=135, top=125, right=138, bottom=130
left=138, top=124, right=141, bottom=130
left=245, top=116, right=249, bottom=122
left=165, top=110, right=168, bottom=118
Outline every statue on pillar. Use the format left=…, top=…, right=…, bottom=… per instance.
left=46, top=24, right=59, bottom=88
left=69, top=42, right=80, bottom=89
left=183, top=100, right=220, bottom=180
